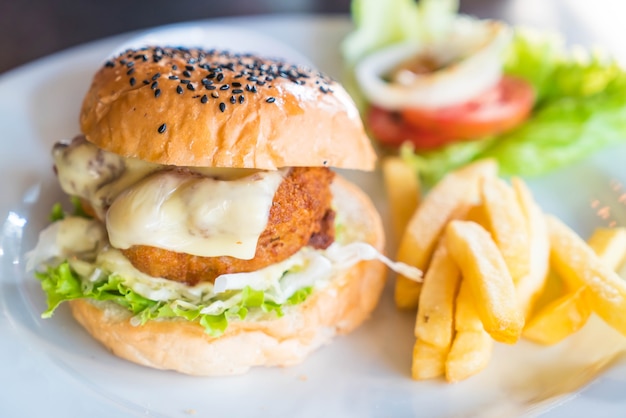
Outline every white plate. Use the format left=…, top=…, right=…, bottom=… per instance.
left=1, top=16, right=626, bottom=418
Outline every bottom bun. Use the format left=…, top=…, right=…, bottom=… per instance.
left=69, top=175, right=386, bottom=375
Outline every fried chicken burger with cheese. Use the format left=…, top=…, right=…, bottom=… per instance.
left=28, top=46, right=420, bottom=375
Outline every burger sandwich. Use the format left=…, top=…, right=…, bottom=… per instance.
left=27, top=46, right=420, bottom=375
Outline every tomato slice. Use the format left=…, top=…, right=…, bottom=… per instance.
left=367, top=106, right=452, bottom=150
left=366, top=76, right=534, bottom=150
left=400, top=76, right=534, bottom=141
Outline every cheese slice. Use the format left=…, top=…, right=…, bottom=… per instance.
left=53, top=136, right=286, bottom=259
left=106, top=169, right=285, bottom=259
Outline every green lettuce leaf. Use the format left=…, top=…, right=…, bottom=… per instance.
left=343, top=0, right=626, bottom=184
left=342, top=0, right=458, bottom=65
left=48, top=196, right=92, bottom=222
left=35, top=262, right=312, bottom=337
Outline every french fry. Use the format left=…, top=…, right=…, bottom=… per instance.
left=446, top=220, right=525, bottom=344
left=395, top=159, right=498, bottom=309
left=547, top=215, right=626, bottom=337
left=511, top=177, right=550, bottom=318
left=586, top=227, right=626, bottom=272
left=464, top=203, right=488, bottom=227
left=412, top=339, right=447, bottom=380
left=480, top=177, right=531, bottom=283
left=446, top=277, right=493, bottom=382
left=382, top=156, right=421, bottom=243
left=525, top=225, right=626, bottom=344
left=523, top=287, right=591, bottom=345
left=415, top=237, right=461, bottom=348
left=455, top=279, right=484, bottom=332
left=446, top=331, right=493, bottom=383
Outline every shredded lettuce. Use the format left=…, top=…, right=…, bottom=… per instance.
left=48, top=196, right=92, bottom=222
left=343, top=0, right=626, bottom=184
left=35, top=262, right=312, bottom=337
left=49, top=203, right=65, bottom=222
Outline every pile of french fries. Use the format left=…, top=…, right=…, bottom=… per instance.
left=382, top=157, right=626, bottom=383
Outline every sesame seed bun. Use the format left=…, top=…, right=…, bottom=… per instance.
left=68, top=175, right=386, bottom=375
left=79, top=47, right=376, bottom=170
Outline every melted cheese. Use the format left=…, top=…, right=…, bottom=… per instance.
left=53, top=136, right=286, bottom=259
left=106, top=169, right=285, bottom=259
left=53, top=137, right=160, bottom=218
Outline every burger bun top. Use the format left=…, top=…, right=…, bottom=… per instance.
left=80, top=46, right=376, bottom=171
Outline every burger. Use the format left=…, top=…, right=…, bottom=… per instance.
left=27, top=46, right=420, bottom=375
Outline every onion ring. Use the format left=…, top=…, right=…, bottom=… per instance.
left=355, top=17, right=511, bottom=110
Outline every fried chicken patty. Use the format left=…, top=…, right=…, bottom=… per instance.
left=121, top=167, right=336, bottom=284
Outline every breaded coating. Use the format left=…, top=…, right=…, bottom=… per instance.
left=121, top=167, right=335, bottom=284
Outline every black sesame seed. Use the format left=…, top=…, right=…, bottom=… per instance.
left=152, top=73, right=161, bottom=80
left=219, top=102, right=226, bottom=112
left=105, top=61, right=115, bottom=68
left=185, top=65, right=194, bottom=71
left=206, top=85, right=216, bottom=90
left=220, top=84, right=230, bottom=91
left=207, top=72, right=216, bottom=79
left=187, top=83, right=195, bottom=91
left=180, top=79, right=190, bottom=84
left=239, top=95, right=244, bottom=104
left=129, top=77, right=136, bottom=86
left=232, top=82, right=242, bottom=87
left=257, top=81, right=266, bottom=86
left=176, top=85, right=184, bottom=94
left=216, top=73, right=224, bottom=82
left=230, top=95, right=236, bottom=104
left=169, top=75, right=179, bottom=80
left=201, top=94, right=208, bottom=104
left=172, top=65, right=178, bottom=70
left=232, top=89, right=243, bottom=94
left=158, top=123, right=167, bottom=134
left=126, top=68, right=135, bottom=76
left=143, top=80, right=150, bottom=85
left=151, top=81, right=158, bottom=90
left=183, top=70, right=192, bottom=78
left=126, top=61, right=134, bottom=68
left=266, top=97, right=276, bottom=103
left=154, top=89, right=161, bottom=98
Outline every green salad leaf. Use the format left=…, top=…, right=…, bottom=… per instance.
left=35, top=262, right=312, bottom=337
left=343, top=0, right=626, bottom=184
left=342, top=0, right=458, bottom=65
left=48, top=196, right=92, bottom=222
